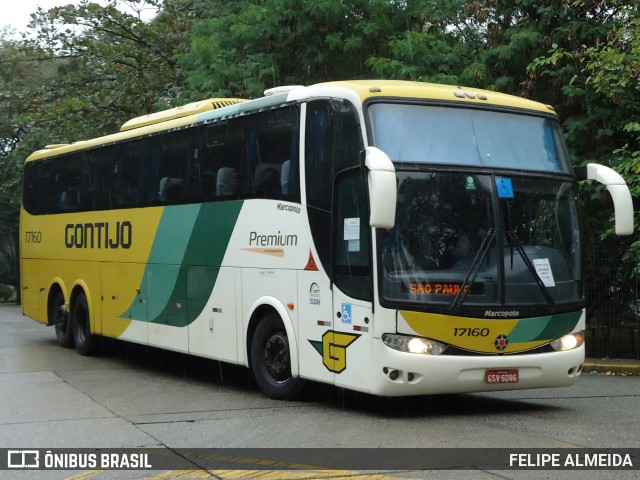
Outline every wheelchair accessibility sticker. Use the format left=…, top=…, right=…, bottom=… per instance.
left=496, top=177, right=514, bottom=198
left=341, top=303, right=352, bottom=324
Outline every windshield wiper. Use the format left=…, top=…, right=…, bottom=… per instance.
left=451, top=228, right=495, bottom=309
left=505, top=230, right=556, bottom=309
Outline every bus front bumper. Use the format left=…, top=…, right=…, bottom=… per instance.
left=368, top=340, right=585, bottom=397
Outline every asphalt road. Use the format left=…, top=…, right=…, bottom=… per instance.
left=1, top=304, right=639, bottom=479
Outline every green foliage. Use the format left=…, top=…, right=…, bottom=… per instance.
left=179, top=0, right=409, bottom=97
left=528, top=1, right=640, bottom=279
left=0, top=284, right=16, bottom=302
left=0, top=0, right=194, bottom=289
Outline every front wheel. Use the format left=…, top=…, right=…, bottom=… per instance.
left=250, top=314, right=305, bottom=400
left=72, top=292, right=97, bottom=356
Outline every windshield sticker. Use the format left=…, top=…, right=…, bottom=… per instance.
left=344, top=218, right=360, bottom=241
left=465, top=176, right=476, bottom=191
left=533, top=258, right=556, bottom=287
left=495, top=177, right=514, bottom=198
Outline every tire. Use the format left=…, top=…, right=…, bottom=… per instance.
left=250, top=314, right=305, bottom=400
left=50, top=290, right=73, bottom=348
left=72, top=292, right=97, bottom=356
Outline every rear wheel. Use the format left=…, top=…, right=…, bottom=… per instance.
left=72, top=292, right=97, bottom=356
left=50, top=290, right=73, bottom=348
left=250, top=314, right=304, bottom=400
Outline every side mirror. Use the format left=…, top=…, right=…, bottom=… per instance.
left=574, top=163, right=634, bottom=235
left=365, top=147, right=397, bottom=229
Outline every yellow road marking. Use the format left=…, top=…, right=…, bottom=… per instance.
left=65, top=472, right=101, bottom=480
left=66, top=454, right=418, bottom=480
left=145, top=471, right=413, bottom=480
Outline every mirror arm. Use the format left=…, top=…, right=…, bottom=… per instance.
left=574, top=163, right=634, bottom=236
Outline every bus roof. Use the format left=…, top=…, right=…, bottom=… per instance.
left=313, top=80, right=556, bottom=115
left=26, top=80, right=556, bottom=162
left=120, top=98, right=247, bottom=131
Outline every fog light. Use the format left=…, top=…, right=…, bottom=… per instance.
left=382, top=334, right=446, bottom=355
left=550, top=331, right=584, bottom=351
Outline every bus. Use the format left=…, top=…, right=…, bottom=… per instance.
left=20, top=80, right=633, bottom=399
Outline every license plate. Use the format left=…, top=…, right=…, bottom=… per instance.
left=485, top=369, right=519, bottom=384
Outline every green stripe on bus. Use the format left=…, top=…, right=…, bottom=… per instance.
left=509, top=311, right=581, bottom=343
left=180, top=201, right=244, bottom=325
left=121, top=201, right=243, bottom=326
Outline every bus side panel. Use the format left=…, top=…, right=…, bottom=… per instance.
left=21, top=258, right=40, bottom=322
left=147, top=264, right=188, bottom=352
left=20, top=209, right=43, bottom=322
left=188, top=266, right=238, bottom=363
left=330, top=295, right=374, bottom=394
left=296, top=269, right=334, bottom=385
left=241, top=268, right=298, bottom=362
left=100, top=262, right=147, bottom=341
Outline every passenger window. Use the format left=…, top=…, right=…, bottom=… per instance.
left=156, top=133, right=190, bottom=204
left=242, top=105, right=300, bottom=200
left=202, top=120, right=243, bottom=201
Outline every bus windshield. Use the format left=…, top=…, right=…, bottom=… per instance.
left=368, top=103, right=573, bottom=173
left=380, top=172, right=582, bottom=309
left=372, top=101, right=584, bottom=314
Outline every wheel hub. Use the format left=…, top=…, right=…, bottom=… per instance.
left=263, top=333, right=290, bottom=382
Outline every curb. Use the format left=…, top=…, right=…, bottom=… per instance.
left=583, top=359, right=640, bottom=376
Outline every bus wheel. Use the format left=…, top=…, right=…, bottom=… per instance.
left=250, top=314, right=304, bottom=400
left=50, top=290, right=73, bottom=348
left=72, top=292, right=97, bottom=356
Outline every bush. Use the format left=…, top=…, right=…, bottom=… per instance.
left=0, top=284, right=16, bottom=302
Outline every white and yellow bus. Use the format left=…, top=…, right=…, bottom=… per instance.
left=20, top=80, right=634, bottom=399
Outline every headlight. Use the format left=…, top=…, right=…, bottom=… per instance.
left=550, top=331, right=584, bottom=351
left=382, top=334, right=447, bottom=355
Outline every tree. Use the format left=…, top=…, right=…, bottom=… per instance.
left=178, top=0, right=414, bottom=98
left=20, top=0, right=186, bottom=135
left=527, top=2, right=639, bottom=244
left=365, top=0, right=483, bottom=85
left=0, top=0, right=196, bottom=293
left=577, top=3, right=640, bottom=271
left=0, top=35, right=49, bottom=295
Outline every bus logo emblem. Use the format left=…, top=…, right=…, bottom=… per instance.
left=309, top=331, right=360, bottom=373
left=495, top=334, right=509, bottom=350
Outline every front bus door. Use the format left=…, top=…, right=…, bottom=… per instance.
left=331, top=169, right=374, bottom=393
